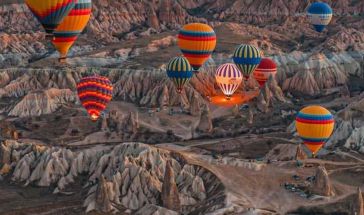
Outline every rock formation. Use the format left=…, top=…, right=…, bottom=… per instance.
left=0, top=121, right=19, bottom=140
left=0, top=141, right=224, bottom=214
left=161, top=160, right=181, bottom=212
left=196, top=104, right=213, bottom=134
left=327, top=93, right=364, bottom=153
left=136, top=204, right=179, bottom=215
left=310, top=166, right=334, bottom=197
left=355, top=187, right=364, bottom=215
left=94, top=175, right=118, bottom=213
left=265, top=144, right=300, bottom=161
left=0, top=70, right=81, bottom=98
left=9, top=88, right=76, bottom=117
left=295, top=144, right=308, bottom=160
left=257, top=75, right=287, bottom=112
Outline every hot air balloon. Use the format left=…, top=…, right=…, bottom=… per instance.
left=166, top=56, right=193, bottom=94
left=52, top=0, right=92, bottom=62
left=253, top=58, right=277, bottom=87
left=215, top=63, right=243, bottom=100
left=307, top=2, right=333, bottom=33
left=178, top=23, right=217, bottom=72
left=295, top=106, right=335, bottom=156
left=233, top=44, right=262, bottom=80
left=77, top=75, right=113, bottom=121
left=25, top=0, right=77, bottom=34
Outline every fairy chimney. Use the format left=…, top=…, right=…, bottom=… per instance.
left=310, top=165, right=334, bottom=197
left=161, top=160, right=181, bottom=212
left=295, top=144, right=308, bottom=160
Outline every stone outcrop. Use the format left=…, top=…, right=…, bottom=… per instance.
left=0, top=121, right=19, bottom=140
left=94, top=175, right=118, bottom=213
left=310, top=166, right=334, bottom=197
left=196, top=104, right=213, bottom=134
left=136, top=204, right=179, bottom=215
left=265, top=144, right=300, bottom=161
left=295, top=144, right=307, bottom=160
left=279, top=51, right=359, bottom=96
left=0, top=141, right=224, bottom=214
left=0, top=70, right=81, bottom=98
left=8, top=88, right=76, bottom=117
left=327, top=93, right=364, bottom=153
left=257, top=75, right=287, bottom=112
left=344, top=126, right=364, bottom=153
left=355, top=187, right=364, bottom=215
left=161, top=160, right=181, bottom=212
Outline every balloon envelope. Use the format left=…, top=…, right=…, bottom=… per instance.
left=253, top=58, right=277, bottom=87
left=233, top=44, right=262, bottom=80
left=166, top=56, right=193, bottom=94
left=307, top=2, right=333, bottom=32
left=295, top=106, right=335, bottom=155
left=52, top=0, right=92, bottom=60
left=178, top=23, right=216, bottom=71
left=25, top=0, right=77, bottom=33
left=77, top=75, right=113, bottom=121
left=215, top=63, right=243, bottom=98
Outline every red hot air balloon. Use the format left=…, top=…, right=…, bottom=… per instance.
left=253, top=58, right=277, bottom=87
left=77, top=75, right=113, bottom=121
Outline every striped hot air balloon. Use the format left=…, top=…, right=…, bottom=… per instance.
left=178, top=23, right=217, bottom=72
left=307, top=2, right=333, bottom=33
left=295, top=106, right=335, bottom=156
left=77, top=75, right=113, bottom=121
left=233, top=44, right=262, bottom=80
left=166, top=56, right=193, bottom=94
left=253, top=58, right=277, bottom=87
left=52, top=0, right=92, bottom=62
left=25, top=0, right=77, bottom=34
left=215, top=63, right=243, bottom=100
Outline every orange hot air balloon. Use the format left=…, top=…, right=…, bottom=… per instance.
left=52, top=0, right=92, bottom=62
left=25, top=0, right=77, bottom=34
left=253, top=58, right=277, bottom=87
left=295, top=106, right=335, bottom=156
left=77, top=75, right=113, bottom=121
left=178, top=23, right=217, bottom=72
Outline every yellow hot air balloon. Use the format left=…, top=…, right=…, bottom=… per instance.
left=295, top=106, right=335, bottom=156
left=25, top=0, right=77, bottom=34
left=177, top=23, right=217, bottom=72
left=52, top=0, right=92, bottom=62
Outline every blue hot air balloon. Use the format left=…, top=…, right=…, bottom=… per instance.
left=307, top=2, right=333, bottom=33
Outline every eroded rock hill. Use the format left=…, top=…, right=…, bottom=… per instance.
left=0, top=140, right=227, bottom=214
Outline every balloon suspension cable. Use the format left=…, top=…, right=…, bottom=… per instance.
left=45, top=33, right=54, bottom=40
left=176, top=88, right=183, bottom=94
left=193, top=68, right=199, bottom=74
left=90, top=114, right=99, bottom=122
left=58, top=56, right=67, bottom=64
